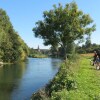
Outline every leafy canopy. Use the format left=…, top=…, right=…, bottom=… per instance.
left=33, top=2, right=96, bottom=48
left=0, top=8, right=29, bottom=62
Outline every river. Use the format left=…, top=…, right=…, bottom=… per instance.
left=0, top=58, right=61, bottom=100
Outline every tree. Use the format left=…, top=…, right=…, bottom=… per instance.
left=85, top=35, right=91, bottom=48
left=0, top=8, right=29, bottom=62
left=33, top=2, right=96, bottom=59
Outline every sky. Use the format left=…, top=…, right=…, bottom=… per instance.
left=0, top=0, right=100, bottom=49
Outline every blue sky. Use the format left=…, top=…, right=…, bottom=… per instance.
left=0, top=0, right=100, bottom=49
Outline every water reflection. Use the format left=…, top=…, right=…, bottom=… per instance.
left=0, top=62, right=27, bottom=100
left=0, top=58, right=61, bottom=100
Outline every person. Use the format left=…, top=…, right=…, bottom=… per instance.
left=92, top=51, right=98, bottom=66
left=95, top=55, right=100, bottom=70
left=97, top=50, right=100, bottom=59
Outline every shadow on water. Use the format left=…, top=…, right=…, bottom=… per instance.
left=0, top=61, right=27, bottom=100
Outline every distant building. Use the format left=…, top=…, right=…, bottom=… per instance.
left=34, top=45, right=50, bottom=55
left=37, top=45, right=40, bottom=52
left=34, top=45, right=40, bottom=52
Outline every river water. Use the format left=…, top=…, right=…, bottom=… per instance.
left=0, top=58, right=61, bottom=100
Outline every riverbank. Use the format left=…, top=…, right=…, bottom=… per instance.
left=31, top=54, right=100, bottom=100
left=29, top=54, right=48, bottom=58
left=31, top=54, right=79, bottom=99
left=0, top=61, right=13, bottom=65
left=0, top=62, right=3, bottom=65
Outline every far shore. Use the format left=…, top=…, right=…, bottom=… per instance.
left=0, top=61, right=13, bottom=65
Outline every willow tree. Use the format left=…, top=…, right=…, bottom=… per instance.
left=33, top=2, right=96, bottom=59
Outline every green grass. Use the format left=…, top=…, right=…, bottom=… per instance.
left=51, top=56, right=100, bottom=100
left=66, top=56, right=100, bottom=100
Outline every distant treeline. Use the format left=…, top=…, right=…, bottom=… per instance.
left=28, top=48, right=48, bottom=58
left=0, top=9, right=29, bottom=63
left=76, top=43, right=100, bottom=54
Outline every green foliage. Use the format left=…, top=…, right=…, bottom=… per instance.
left=76, top=43, right=100, bottom=54
left=29, top=48, right=47, bottom=58
left=0, top=50, right=4, bottom=60
left=51, top=89, right=68, bottom=100
left=76, top=34, right=100, bottom=54
left=33, top=2, right=96, bottom=58
left=31, top=89, right=49, bottom=100
left=0, top=9, right=29, bottom=62
left=85, top=35, right=91, bottom=48
left=46, top=56, right=78, bottom=97
left=50, top=46, right=59, bottom=58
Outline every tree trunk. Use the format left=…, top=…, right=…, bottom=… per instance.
left=61, top=45, right=67, bottom=60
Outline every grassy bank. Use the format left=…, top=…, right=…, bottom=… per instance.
left=31, top=54, right=100, bottom=100
left=60, top=55, right=100, bottom=100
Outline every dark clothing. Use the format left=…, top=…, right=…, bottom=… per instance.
left=92, top=53, right=98, bottom=66
left=97, top=51, right=100, bottom=59
left=96, top=57, right=100, bottom=63
left=93, top=53, right=97, bottom=62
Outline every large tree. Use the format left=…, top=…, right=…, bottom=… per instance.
left=33, top=2, right=96, bottom=58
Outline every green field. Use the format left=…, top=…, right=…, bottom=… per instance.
left=65, top=56, right=100, bottom=100
left=50, top=55, right=100, bottom=100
